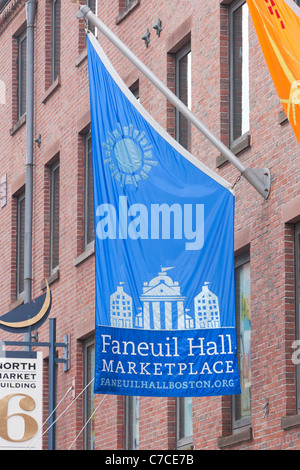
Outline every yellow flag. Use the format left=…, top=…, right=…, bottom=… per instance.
left=246, top=0, right=300, bottom=143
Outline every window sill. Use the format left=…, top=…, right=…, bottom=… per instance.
left=9, top=114, right=26, bottom=136
left=116, top=0, right=140, bottom=24
left=281, top=414, right=300, bottom=430
left=42, top=76, right=61, bottom=104
left=40, top=268, right=60, bottom=290
left=216, top=132, right=251, bottom=167
left=218, top=426, right=253, bottom=449
left=74, top=241, right=95, bottom=267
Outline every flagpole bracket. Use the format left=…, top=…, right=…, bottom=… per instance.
left=241, top=167, right=271, bottom=200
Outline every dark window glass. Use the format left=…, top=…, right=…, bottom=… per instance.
left=51, top=0, right=61, bottom=83
left=175, top=44, right=191, bottom=151
left=86, top=0, right=97, bottom=36
left=84, top=133, right=94, bottom=248
left=83, top=338, right=95, bottom=450
left=18, top=30, right=27, bottom=119
left=16, top=193, right=25, bottom=297
left=50, top=162, right=59, bottom=272
left=230, top=1, right=250, bottom=144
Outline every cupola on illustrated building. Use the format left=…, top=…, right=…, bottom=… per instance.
left=139, top=267, right=185, bottom=330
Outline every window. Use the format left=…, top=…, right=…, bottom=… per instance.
left=17, top=30, right=27, bottom=120
left=295, top=223, right=300, bottom=412
left=83, top=338, right=95, bottom=450
left=232, top=253, right=251, bottom=431
left=51, top=0, right=61, bottom=83
left=50, top=162, right=59, bottom=273
left=125, top=396, right=139, bottom=450
left=84, top=132, right=94, bottom=248
left=175, top=43, right=192, bottom=151
left=229, top=0, right=250, bottom=146
left=176, top=397, right=193, bottom=449
left=16, top=193, right=25, bottom=297
left=86, top=0, right=97, bottom=36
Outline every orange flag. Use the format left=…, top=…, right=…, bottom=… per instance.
left=246, top=0, right=300, bottom=143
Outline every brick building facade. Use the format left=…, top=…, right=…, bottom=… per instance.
left=0, top=0, right=300, bottom=450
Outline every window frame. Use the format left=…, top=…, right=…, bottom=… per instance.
left=229, top=0, right=250, bottom=148
left=51, top=0, right=61, bottom=84
left=175, top=42, right=192, bottom=151
left=176, top=397, right=193, bottom=450
left=17, top=29, right=27, bottom=120
left=84, top=131, right=94, bottom=250
left=232, top=251, right=251, bottom=431
left=50, top=161, right=60, bottom=274
left=16, top=192, right=25, bottom=298
left=83, top=336, right=95, bottom=450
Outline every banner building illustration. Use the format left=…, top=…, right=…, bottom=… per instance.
left=87, top=31, right=241, bottom=397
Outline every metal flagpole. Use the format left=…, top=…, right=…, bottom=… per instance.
left=75, top=4, right=271, bottom=200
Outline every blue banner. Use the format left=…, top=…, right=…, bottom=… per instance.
left=87, top=32, right=241, bottom=397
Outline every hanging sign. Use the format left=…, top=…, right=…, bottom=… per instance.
left=246, top=0, right=300, bottom=144
left=87, top=32, right=241, bottom=398
left=0, top=281, right=51, bottom=334
left=0, top=352, right=43, bottom=450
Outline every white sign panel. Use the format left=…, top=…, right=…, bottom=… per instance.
left=0, top=352, right=43, bottom=450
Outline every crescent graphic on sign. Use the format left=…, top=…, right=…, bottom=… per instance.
left=0, top=280, right=51, bottom=329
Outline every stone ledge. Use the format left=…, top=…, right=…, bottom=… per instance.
left=9, top=113, right=26, bottom=136
left=75, top=47, right=87, bottom=67
left=281, top=414, right=300, bottom=431
left=41, top=76, right=61, bottom=104
left=218, top=426, right=253, bottom=449
left=74, top=242, right=95, bottom=267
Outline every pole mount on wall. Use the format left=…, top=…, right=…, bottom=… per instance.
left=241, top=167, right=271, bottom=199
left=142, top=28, right=150, bottom=48
left=153, top=18, right=162, bottom=37
left=76, top=4, right=271, bottom=200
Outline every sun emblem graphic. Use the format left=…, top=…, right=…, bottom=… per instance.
left=102, top=123, right=158, bottom=187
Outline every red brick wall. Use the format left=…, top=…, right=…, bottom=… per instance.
left=1, top=0, right=300, bottom=450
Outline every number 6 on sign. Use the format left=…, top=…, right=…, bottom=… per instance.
left=0, top=394, right=38, bottom=442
